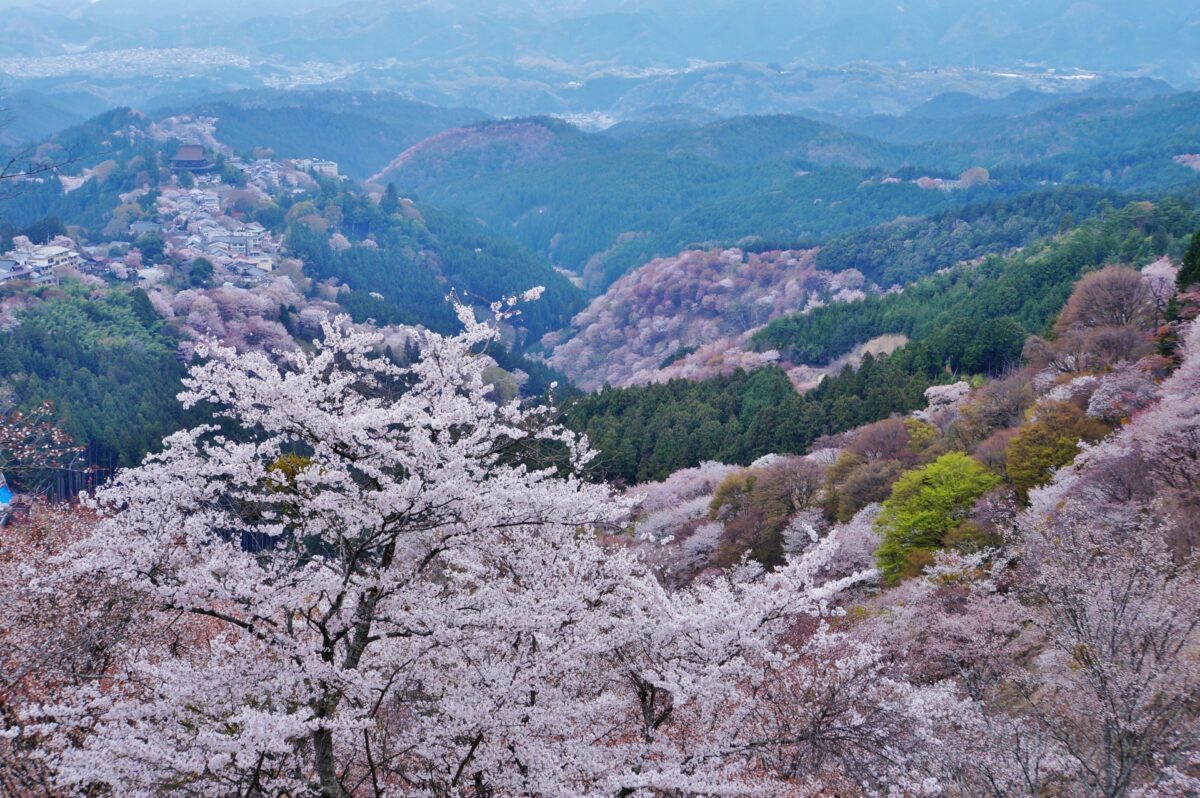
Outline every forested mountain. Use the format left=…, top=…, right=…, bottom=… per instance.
left=0, top=107, right=180, bottom=233
left=753, top=198, right=1194, bottom=366
left=904, top=92, right=1200, bottom=189
left=375, top=92, right=1200, bottom=291
left=538, top=187, right=1133, bottom=394
left=808, top=186, right=1125, bottom=287
left=283, top=187, right=583, bottom=344
left=380, top=115, right=990, bottom=290
left=0, top=90, right=87, bottom=146
left=847, top=78, right=1177, bottom=144
left=7, top=218, right=1198, bottom=796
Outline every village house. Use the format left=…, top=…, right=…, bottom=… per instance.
left=129, top=220, right=163, bottom=238
left=0, top=243, right=77, bottom=285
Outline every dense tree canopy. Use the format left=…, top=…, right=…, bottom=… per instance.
left=0, top=285, right=194, bottom=472
left=873, top=452, right=1001, bottom=583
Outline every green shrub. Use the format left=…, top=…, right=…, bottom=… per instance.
left=875, top=452, right=1001, bottom=584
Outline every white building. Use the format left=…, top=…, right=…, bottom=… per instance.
left=28, top=245, right=81, bottom=271
left=295, top=158, right=340, bottom=178
left=0, top=243, right=78, bottom=284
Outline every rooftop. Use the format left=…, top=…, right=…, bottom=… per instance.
left=173, top=144, right=207, bottom=161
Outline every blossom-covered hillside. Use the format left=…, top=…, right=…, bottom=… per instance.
left=544, top=246, right=871, bottom=389
left=3, top=238, right=1199, bottom=797
left=611, top=261, right=1200, bottom=795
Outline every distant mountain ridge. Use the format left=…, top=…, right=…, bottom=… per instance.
left=1, top=1, right=1196, bottom=126
left=148, top=90, right=491, bottom=179
left=366, top=89, right=1200, bottom=290
left=848, top=78, right=1179, bottom=144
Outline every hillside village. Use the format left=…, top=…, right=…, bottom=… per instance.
left=1, top=135, right=343, bottom=291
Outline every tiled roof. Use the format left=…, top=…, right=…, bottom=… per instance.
left=173, top=144, right=207, bottom=161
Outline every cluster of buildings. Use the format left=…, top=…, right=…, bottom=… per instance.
left=229, top=157, right=321, bottom=195
left=0, top=241, right=82, bottom=285
left=0, top=47, right=253, bottom=80
left=0, top=143, right=341, bottom=293
left=153, top=186, right=280, bottom=285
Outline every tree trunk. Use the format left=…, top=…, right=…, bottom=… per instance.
left=314, top=726, right=350, bottom=798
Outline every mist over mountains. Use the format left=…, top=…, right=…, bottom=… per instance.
left=1, top=0, right=1197, bottom=129
left=3, top=0, right=1199, bottom=73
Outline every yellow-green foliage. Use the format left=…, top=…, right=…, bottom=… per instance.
left=904, top=418, right=939, bottom=454
left=1005, top=400, right=1110, bottom=500
left=266, top=453, right=313, bottom=494
left=874, top=452, right=1001, bottom=584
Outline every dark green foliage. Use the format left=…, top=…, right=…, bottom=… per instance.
left=23, top=216, right=67, bottom=244
left=753, top=200, right=1197, bottom=368
left=565, top=353, right=936, bottom=484
left=285, top=185, right=584, bottom=344
left=811, top=186, right=1123, bottom=287
left=212, top=153, right=246, bottom=187
left=487, top=346, right=575, bottom=400
left=134, top=234, right=165, bottom=263
left=189, top=257, right=215, bottom=288
left=1180, top=227, right=1200, bottom=289
left=288, top=223, right=456, bottom=331
left=0, top=216, right=65, bottom=251
left=381, top=183, right=400, bottom=215
left=0, top=284, right=195, bottom=471
left=565, top=367, right=796, bottom=485
left=660, top=345, right=698, bottom=369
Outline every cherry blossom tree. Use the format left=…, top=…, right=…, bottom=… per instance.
left=1014, top=503, right=1200, bottom=798
left=0, top=402, right=80, bottom=470
left=22, top=297, right=970, bottom=797
left=873, top=549, right=1070, bottom=798
left=1085, top=360, right=1161, bottom=423
left=1, top=502, right=136, bottom=797
left=0, top=401, right=86, bottom=493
